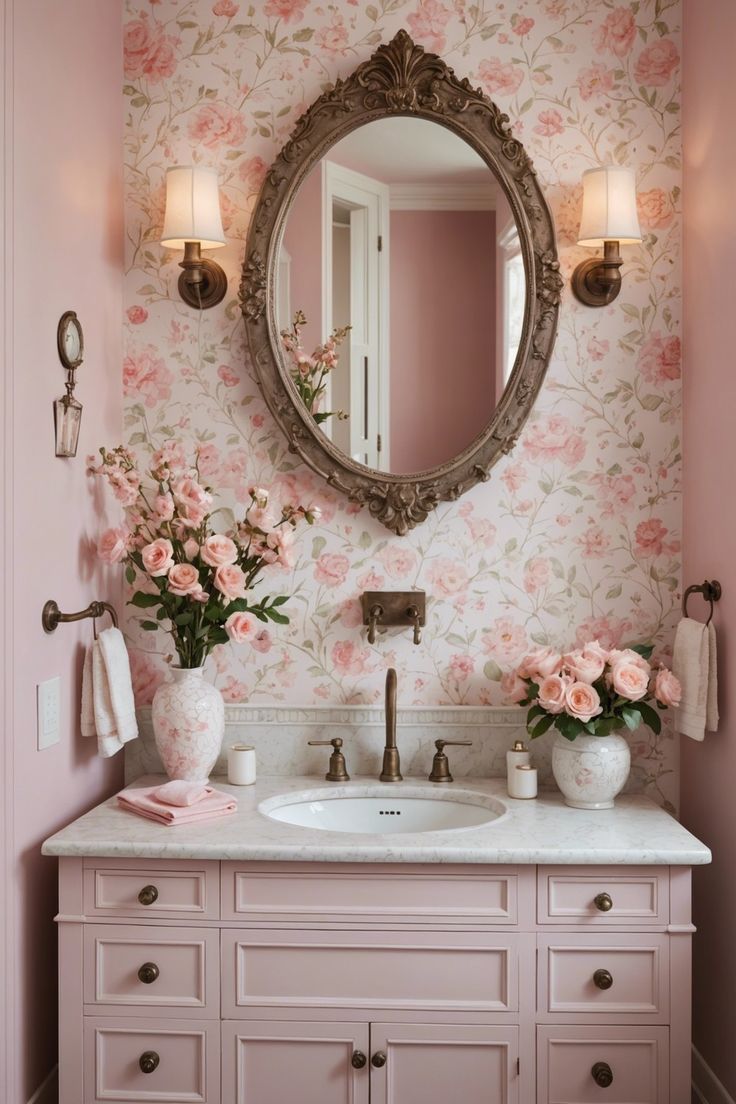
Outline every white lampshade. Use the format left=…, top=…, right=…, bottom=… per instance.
left=161, top=166, right=226, bottom=250
left=577, top=166, right=641, bottom=247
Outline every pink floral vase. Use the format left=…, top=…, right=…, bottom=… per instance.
left=551, top=731, right=631, bottom=810
left=152, top=666, right=224, bottom=783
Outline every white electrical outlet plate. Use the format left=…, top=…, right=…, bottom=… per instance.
left=37, top=676, right=61, bottom=750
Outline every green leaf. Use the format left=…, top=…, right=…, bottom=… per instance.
left=312, top=536, right=326, bottom=559
left=140, top=620, right=159, bottom=631
left=483, top=659, right=503, bottom=682
left=621, top=705, right=642, bottom=732
left=130, top=592, right=161, bottom=608
left=636, top=699, right=662, bottom=734
left=557, top=714, right=585, bottom=741
left=266, top=609, right=289, bottom=625
left=271, top=595, right=289, bottom=606
left=529, top=713, right=556, bottom=740
left=174, top=612, right=194, bottom=626
left=125, top=565, right=136, bottom=585
left=629, top=643, right=654, bottom=659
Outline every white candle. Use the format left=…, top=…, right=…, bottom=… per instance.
left=227, top=744, right=256, bottom=786
left=508, top=763, right=537, bottom=800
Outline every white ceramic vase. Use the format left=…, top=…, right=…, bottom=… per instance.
left=152, top=666, right=224, bottom=783
left=551, top=731, right=631, bottom=810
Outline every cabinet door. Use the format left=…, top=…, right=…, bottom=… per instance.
left=369, top=1023, right=519, bottom=1104
left=222, top=1020, right=370, bottom=1104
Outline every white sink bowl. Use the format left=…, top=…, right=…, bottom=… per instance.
left=259, top=784, right=507, bottom=835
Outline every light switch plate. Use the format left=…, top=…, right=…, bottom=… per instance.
left=37, top=676, right=61, bottom=750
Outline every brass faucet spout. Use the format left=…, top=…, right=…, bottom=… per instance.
left=380, top=668, right=402, bottom=781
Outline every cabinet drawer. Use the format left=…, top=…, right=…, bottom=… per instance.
left=222, top=862, right=529, bottom=926
left=538, top=867, right=667, bottom=925
left=537, top=1025, right=669, bottom=1103
left=538, top=934, right=669, bottom=1020
left=222, top=929, right=522, bottom=1015
left=84, top=1016, right=219, bottom=1102
left=83, top=859, right=220, bottom=920
left=83, top=925, right=219, bottom=1015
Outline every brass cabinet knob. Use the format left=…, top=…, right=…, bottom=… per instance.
left=138, top=885, right=159, bottom=907
left=138, top=962, right=160, bottom=985
left=351, top=1051, right=367, bottom=1069
left=139, top=1051, right=160, bottom=1075
left=591, top=1061, right=613, bottom=1088
left=593, top=968, right=613, bottom=990
left=371, top=1051, right=387, bottom=1068
left=594, top=892, right=613, bottom=912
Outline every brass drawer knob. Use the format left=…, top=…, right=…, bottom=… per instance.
left=591, top=1061, right=613, bottom=1087
left=594, top=892, right=613, bottom=912
left=351, top=1051, right=367, bottom=1069
left=139, top=1051, right=160, bottom=1075
left=371, top=1051, right=387, bottom=1068
left=138, top=885, right=159, bottom=907
left=138, top=962, right=160, bottom=985
left=593, top=968, right=613, bottom=990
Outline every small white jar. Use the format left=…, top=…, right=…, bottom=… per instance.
left=508, top=763, right=537, bottom=800
left=227, top=744, right=256, bottom=786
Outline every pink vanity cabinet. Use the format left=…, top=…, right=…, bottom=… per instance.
left=55, top=857, right=693, bottom=1104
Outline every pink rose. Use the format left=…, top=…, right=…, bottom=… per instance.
left=167, top=562, right=201, bottom=596
left=501, top=671, right=527, bottom=704
left=183, top=539, right=199, bottom=560
left=654, top=667, right=681, bottom=707
left=141, top=537, right=174, bottom=577
left=218, top=364, right=239, bottom=387
left=172, top=477, right=213, bottom=528
left=638, top=333, right=681, bottom=385
left=534, top=109, right=564, bottom=137
left=406, top=0, right=452, bottom=53
left=380, top=545, right=417, bottom=578
left=213, top=0, right=238, bottom=15
left=511, top=14, right=534, bottom=36
left=126, top=305, right=148, bottom=325
left=564, top=646, right=606, bottom=684
left=634, top=38, right=679, bottom=87
left=577, top=525, right=610, bottom=559
left=477, top=57, right=523, bottom=96
left=187, top=103, right=246, bottom=150
left=610, top=661, right=649, bottom=702
left=214, top=564, right=248, bottom=600
left=518, top=647, right=562, bottom=680
left=538, top=674, right=569, bottom=715
left=482, top=619, right=528, bottom=663
left=575, top=62, right=615, bottom=101
left=449, top=654, right=474, bottom=682
left=331, top=639, right=370, bottom=676
left=239, top=156, right=269, bottom=192
left=154, top=493, right=174, bottom=521
left=523, top=557, right=550, bottom=595
left=98, top=527, right=128, bottom=564
left=264, top=0, right=308, bottom=22
left=225, top=611, right=257, bottom=643
left=266, top=527, right=296, bottom=569
left=594, top=7, right=636, bottom=58
left=314, top=552, right=349, bottom=586
left=123, top=345, right=173, bottom=408
left=201, top=534, right=238, bottom=568
left=608, top=647, right=650, bottom=674
left=123, top=15, right=178, bottom=83
left=427, top=557, right=469, bottom=597
left=637, top=187, right=675, bottom=231
left=565, top=681, right=603, bottom=723
left=634, top=518, right=679, bottom=558
left=252, top=628, right=273, bottom=654
left=523, top=415, right=586, bottom=467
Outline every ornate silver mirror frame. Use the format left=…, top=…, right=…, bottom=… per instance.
left=240, top=30, right=563, bottom=536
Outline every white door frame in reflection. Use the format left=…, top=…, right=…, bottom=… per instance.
left=322, top=161, right=390, bottom=470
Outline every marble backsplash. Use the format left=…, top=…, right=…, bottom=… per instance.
left=125, top=704, right=662, bottom=799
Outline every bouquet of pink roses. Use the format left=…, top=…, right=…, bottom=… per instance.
left=280, top=309, right=350, bottom=424
left=515, top=640, right=681, bottom=741
left=89, top=441, right=319, bottom=669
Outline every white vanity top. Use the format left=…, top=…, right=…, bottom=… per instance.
left=41, top=775, right=711, bottom=865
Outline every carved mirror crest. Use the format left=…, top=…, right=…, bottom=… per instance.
left=240, top=29, right=562, bottom=535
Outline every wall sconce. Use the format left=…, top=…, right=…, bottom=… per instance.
left=571, top=166, right=641, bottom=307
left=161, top=166, right=227, bottom=309
left=54, top=310, right=84, bottom=457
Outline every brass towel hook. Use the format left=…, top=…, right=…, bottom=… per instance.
left=42, top=599, right=118, bottom=634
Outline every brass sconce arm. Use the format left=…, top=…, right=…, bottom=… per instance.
left=571, top=240, right=623, bottom=307
left=177, top=241, right=227, bottom=310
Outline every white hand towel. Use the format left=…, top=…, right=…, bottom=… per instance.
left=80, top=628, right=139, bottom=757
left=672, top=617, right=719, bottom=741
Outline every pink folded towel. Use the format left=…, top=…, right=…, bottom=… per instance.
left=153, top=780, right=213, bottom=807
left=117, top=784, right=237, bottom=826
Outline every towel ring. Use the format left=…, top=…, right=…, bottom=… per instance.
left=682, top=580, right=722, bottom=625
left=41, top=599, right=118, bottom=634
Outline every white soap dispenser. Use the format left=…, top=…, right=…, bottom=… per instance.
left=506, top=738, right=530, bottom=778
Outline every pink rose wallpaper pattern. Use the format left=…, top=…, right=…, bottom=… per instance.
left=121, top=0, right=682, bottom=805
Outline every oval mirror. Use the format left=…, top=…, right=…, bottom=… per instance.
left=241, top=30, right=562, bottom=534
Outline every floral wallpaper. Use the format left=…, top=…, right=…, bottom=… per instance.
left=122, top=0, right=682, bottom=806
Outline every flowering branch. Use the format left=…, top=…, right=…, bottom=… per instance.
left=280, top=310, right=350, bottom=425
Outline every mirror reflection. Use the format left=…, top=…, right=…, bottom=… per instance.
left=277, top=117, right=526, bottom=475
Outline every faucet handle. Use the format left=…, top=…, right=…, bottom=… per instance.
left=308, top=737, right=350, bottom=782
left=407, top=604, right=422, bottom=645
left=428, top=739, right=472, bottom=784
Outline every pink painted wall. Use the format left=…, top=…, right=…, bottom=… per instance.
left=3, top=2, right=124, bottom=1099
left=282, top=165, right=322, bottom=352
left=389, top=209, right=496, bottom=473
left=680, top=0, right=736, bottom=1095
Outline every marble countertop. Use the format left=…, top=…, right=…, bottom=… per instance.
left=41, top=775, right=711, bottom=866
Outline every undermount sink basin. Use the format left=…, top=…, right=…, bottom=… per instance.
left=259, top=785, right=507, bottom=835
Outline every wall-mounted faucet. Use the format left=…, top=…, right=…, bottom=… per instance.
left=361, top=591, right=426, bottom=646
left=380, top=668, right=402, bottom=782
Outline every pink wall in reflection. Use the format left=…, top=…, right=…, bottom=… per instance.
left=389, top=209, right=496, bottom=473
